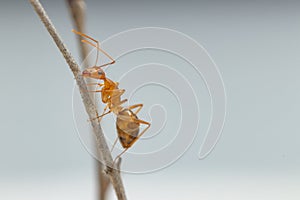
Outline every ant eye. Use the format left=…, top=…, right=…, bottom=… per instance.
left=98, top=71, right=103, bottom=75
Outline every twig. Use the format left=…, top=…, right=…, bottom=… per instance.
left=29, top=1, right=127, bottom=199
left=66, top=0, right=89, bottom=66
left=66, top=1, right=111, bottom=199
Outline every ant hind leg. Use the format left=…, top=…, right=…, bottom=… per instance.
left=111, top=137, right=118, bottom=153
left=127, top=104, right=143, bottom=114
left=112, top=119, right=151, bottom=166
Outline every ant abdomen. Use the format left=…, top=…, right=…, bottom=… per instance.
left=116, top=109, right=140, bottom=148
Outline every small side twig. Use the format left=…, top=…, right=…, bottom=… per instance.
left=29, top=1, right=127, bottom=200
left=66, top=1, right=111, bottom=199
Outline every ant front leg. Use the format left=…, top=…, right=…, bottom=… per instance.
left=72, top=29, right=116, bottom=68
left=72, top=29, right=102, bottom=66
left=84, top=39, right=115, bottom=68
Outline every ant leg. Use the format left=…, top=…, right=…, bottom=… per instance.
left=72, top=29, right=99, bottom=43
left=81, top=39, right=115, bottom=68
left=105, top=89, right=126, bottom=99
left=90, top=99, right=127, bottom=122
left=72, top=30, right=116, bottom=68
left=81, top=39, right=115, bottom=63
left=107, top=89, right=125, bottom=94
left=127, top=104, right=143, bottom=114
left=110, top=137, right=118, bottom=152
left=89, top=110, right=111, bottom=122
left=87, top=88, right=124, bottom=98
left=82, top=89, right=102, bottom=93
left=113, top=119, right=151, bottom=165
left=86, top=82, right=104, bottom=87
left=127, top=119, right=151, bottom=148
left=87, top=90, right=102, bottom=93
left=92, top=104, right=110, bottom=122
left=97, top=104, right=108, bottom=123
left=89, top=99, right=128, bottom=122
left=72, top=30, right=101, bottom=66
left=113, top=148, right=128, bottom=166
left=84, top=83, right=103, bottom=92
left=115, top=99, right=128, bottom=107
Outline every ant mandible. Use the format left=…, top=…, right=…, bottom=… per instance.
left=72, top=30, right=151, bottom=163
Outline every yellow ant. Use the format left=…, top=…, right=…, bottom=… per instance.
left=72, top=30, right=151, bottom=163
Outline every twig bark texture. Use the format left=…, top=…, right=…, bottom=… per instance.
left=66, top=1, right=111, bottom=200
left=29, top=1, right=127, bottom=199
left=66, top=0, right=90, bottom=66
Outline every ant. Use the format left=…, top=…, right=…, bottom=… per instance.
left=72, top=30, right=151, bottom=163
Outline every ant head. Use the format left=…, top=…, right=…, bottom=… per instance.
left=82, top=66, right=106, bottom=79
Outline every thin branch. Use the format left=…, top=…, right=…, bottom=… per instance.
left=66, top=1, right=111, bottom=200
left=66, top=0, right=90, bottom=67
left=29, top=1, right=127, bottom=199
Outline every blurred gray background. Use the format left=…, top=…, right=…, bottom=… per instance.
left=0, top=0, right=299, bottom=199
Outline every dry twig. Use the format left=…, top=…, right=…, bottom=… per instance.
left=66, top=0, right=89, bottom=65
left=66, top=1, right=111, bottom=199
left=29, top=0, right=127, bottom=199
